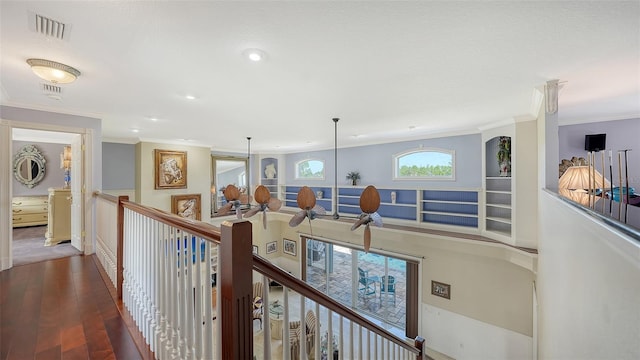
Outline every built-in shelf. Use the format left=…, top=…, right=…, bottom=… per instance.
left=260, top=158, right=279, bottom=199
left=485, top=136, right=512, bottom=238
left=282, top=185, right=480, bottom=230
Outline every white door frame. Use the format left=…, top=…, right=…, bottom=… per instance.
left=0, top=120, right=94, bottom=270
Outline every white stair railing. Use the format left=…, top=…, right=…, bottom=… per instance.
left=122, top=207, right=217, bottom=360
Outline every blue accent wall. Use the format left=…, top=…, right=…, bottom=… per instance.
left=285, top=134, right=482, bottom=188
left=103, top=142, right=135, bottom=190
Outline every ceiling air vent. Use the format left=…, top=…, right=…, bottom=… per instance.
left=42, top=83, right=62, bottom=94
left=41, top=83, right=62, bottom=100
left=33, top=13, right=66, bottom=40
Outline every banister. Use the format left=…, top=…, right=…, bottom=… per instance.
left=121, top=200, right=222, bottom=244
left=252, top=255, right=421, bottom=355
left=108, top=198, right=425, bottom=359
left=93, top=191, right=121, bottom=203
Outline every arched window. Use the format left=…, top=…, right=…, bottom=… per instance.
left=295, top=159, right=325, bottom=180
left=393, top=148, right=455, bottom=180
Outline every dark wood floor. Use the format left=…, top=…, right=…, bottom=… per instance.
left=0, top=255, right=153, bottom=360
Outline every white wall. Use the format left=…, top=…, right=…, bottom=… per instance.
left=537, top=191, right=640, bottom=359
left=424, top=304, right=532, bottom=360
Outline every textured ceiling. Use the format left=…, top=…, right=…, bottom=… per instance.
left=1, top=1, right=638, bottom=153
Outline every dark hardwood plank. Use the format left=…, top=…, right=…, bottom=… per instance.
left=0, top=255, right=151, bottom=360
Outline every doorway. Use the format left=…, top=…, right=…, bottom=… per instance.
left=10, top=128, right=84, bottom=266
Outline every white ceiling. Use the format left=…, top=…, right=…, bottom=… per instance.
left=1, top=1, right=638, bottom=154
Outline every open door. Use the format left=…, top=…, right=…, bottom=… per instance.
left=70, top=134, right=83, bottom=252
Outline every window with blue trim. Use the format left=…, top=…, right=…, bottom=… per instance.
left=393, top=148, right=455, bottom=180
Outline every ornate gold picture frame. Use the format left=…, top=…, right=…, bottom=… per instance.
left=155, top=149, right=187, bottom=189
left=171, top=194, right=201, bottom=221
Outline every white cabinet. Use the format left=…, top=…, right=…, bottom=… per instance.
left=45, top=188, right=71, bottom=246
left=12, top=196, right=48, bottom=227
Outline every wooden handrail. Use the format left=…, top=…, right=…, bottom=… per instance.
left=121, top=200, right=222, bottom=244
left=109, top=197, right=425, bottom=359
left=93, top=191, right=121, bottom=203
left=252, top=255, right=422, bottom=356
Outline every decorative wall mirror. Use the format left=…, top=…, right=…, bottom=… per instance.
left=211, top=156, right=248, bottom=215
left=13, top=144, right=47, bottom=188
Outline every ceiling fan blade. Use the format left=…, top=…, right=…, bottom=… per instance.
left=218, top=202, right=233, bottom=215
left=267, top=198, right=282, bottom=211
left=289, top=211, right=307, bottom=227
left=371, top=212, right=383, bottom=227
left=350, top=214, right=369, bottom=231
left=312, top=205, right=326, bottom=216
left=244, top=206, right=261, bottom=218
left=364, top=224, right=371, bottom=253
left=239, top=194, right=253, bottom=205
left=262, top=210, right=267, bottom=230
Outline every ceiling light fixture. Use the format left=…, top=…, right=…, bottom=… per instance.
left=185, top=95, right=196, bottom=100
left=243, top=48, right=266, bottom=62
left=27, top=58, right=80, bottom=84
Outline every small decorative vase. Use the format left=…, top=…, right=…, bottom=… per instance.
left=499, top=160, right=511, bottom=177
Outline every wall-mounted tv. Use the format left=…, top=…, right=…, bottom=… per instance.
left=585, top=133, right=606, bottom=152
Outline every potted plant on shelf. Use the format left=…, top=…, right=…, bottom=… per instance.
left=346, top=171, right=361, bottom=186
left=497, top=136, right=511, bottom=177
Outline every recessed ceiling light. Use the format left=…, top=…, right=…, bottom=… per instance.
left=408, top=126, right=416, bottom=130
left=131, top=129, right=139, bottom=133
left=242, top=48, right=266, bottom=62
left=149, top=117, right=158, bottom=121
left=185, top=95, right=196, bottom=100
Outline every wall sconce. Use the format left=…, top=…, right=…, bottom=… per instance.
left=27, top=58, right=80, bottom=84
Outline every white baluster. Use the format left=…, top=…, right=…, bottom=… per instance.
left=170, top=228, right=180, bottom=360
left=194, top=236, right=203, bottom=360
left=262, top=275, right=271, bottom=359
left=349, top=320, right=354, bottom=360
left=297, top=289, right=306, bottom=360
left=204, top=240, right=213, bottom=360
left=282, top=287, right=290, bottom=360
left=314, top=302, right=321, bottom=360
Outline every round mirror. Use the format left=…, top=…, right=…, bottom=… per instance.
left=13, top=144, right=46, bottom=188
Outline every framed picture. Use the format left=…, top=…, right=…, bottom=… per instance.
left=155, top=149, right=187, bottom=189
left=253, top=245, right=258, bottom=254
left=171, top=194, right=201, bottom=221
left=431, top=280, right=451, bottom=300
left=266, top=241, right=277, bottom=254
left=283, top=238, right=296, bottom=256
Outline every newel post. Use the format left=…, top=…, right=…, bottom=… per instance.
left=415, top=336, right=425, bottom=360
left=220, top=219, right=253, bottom=360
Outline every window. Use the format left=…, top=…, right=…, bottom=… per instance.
left=295, top=159, right=325, bottom=180
left=302, top=236, right=420, bottom=337
left=393, top=148, right=455, bottom=180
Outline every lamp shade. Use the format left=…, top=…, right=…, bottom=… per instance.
left=558, top=166, right=611, bottom=190
left=27, top=59, right=80, bottom=84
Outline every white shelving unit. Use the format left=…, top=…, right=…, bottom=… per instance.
left=259, top=157, right=279, bottom=199
left=484, top=135, right=513, bottom=239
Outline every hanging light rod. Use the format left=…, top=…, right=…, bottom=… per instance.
left=333, top=118, right=340, bottom=219
left=247, top=137, right=252, bottom=204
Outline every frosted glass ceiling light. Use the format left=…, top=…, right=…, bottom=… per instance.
left=27, top=58, right=80, bottom=84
